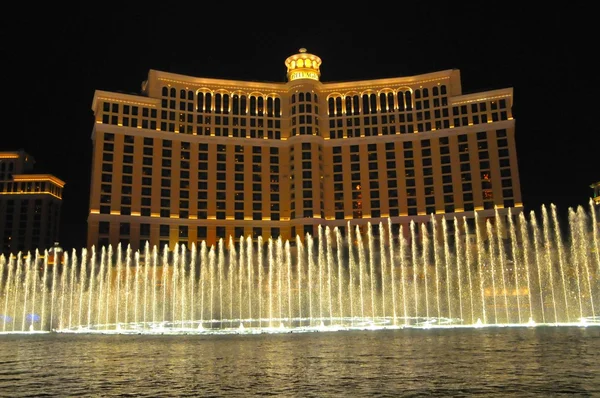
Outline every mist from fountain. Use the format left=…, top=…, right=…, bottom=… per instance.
left=0, top=202, right=598, bottom=335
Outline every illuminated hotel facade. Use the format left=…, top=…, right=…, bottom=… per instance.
left=87, top=49, right=521, bottom=251
left=0, top=150, right=64, bottom=255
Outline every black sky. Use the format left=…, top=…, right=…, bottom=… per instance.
left=3, top=6, right=595, bottom=250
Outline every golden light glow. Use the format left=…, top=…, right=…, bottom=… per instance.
left=13, top=175, right=66, bottom=188
left=0, top=153, right=20, bottom=159
left=285, top=48, right=322, bottom=82
left=90, top=209, right=100, bottom=214
left=0, top=191, right=62, bottom=200
left=110, top=210, right=120, bottom=215
left=289, top=70, right=319, bottom=81
left=452, top=94, right=511, bottom=106
left=96, top=96, right=157, bottom=108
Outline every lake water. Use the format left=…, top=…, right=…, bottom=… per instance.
left=1, top=326, right=599, bottom=397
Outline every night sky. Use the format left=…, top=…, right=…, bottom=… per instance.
left=3, top=6, right=595, bottom=250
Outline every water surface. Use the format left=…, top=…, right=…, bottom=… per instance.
left=1, top=326, right=599, bottom=397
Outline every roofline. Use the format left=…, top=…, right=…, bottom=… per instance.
left=450, top=87, right=514, bottom=105
left=12, top=174, right=66, bottom=187
left=320, top=69, right=458, bottom=91
left=91, top=90, right=160, bottom=112
left=151, top=69, right=288, bottom=91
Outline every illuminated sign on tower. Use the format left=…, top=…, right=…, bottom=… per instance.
left=285, top=48, right=322, bottom=82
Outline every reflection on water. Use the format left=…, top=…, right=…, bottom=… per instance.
left=0, top=327, right=599, bottom=397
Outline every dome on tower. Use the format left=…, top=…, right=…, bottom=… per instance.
left=284, top=48, right=322, bottom=82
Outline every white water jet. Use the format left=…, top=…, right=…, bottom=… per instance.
left=1, top=205, right=599, bottom=335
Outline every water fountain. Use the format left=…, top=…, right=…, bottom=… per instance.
left=1, top=202, right=598, bottom=335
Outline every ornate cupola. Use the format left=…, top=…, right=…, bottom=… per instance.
left=284, top=48, right=322, bottom=82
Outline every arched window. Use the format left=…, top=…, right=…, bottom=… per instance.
left=274, top=98, right=281, bottom=117
left=380, top=93, right=387, bottom=113
left=345, top=97, right=352, bottom=115
left=180, top=89, right=186, bottom=99
left=240, top=95, right=247, bottom=115
left=414, top=89, right=421, bottom=99
left=433, top=86, right=439, bottom=96
left=335, top=97, right=342, bottom=116
left=250, top=96, right=257, bottom=116
left=222, top=94, right=230, bottom=114
left=441, top=85, right=447, bottom=95
left=267, top=97, right=274, bottom=117
left=257, top=97, right=264, bottom=116
left=205, top=93, right=212, bottom=112
left=232, top=95, right=240, bottom=115
left=362, top=94, right=370, bottom=115
left=187, top=90, right=194, bottom=101
left=197, top=93, right=204, bottom=113
left=369, top=94, right=377, bottom=114
left=299, top=92, right=305, bottom=102
left=422, top=88, right=429, bottom=98
left=291, top=94, right=296, bottom=104
left=387, top=92, right=395, bottom=111
left=328, top=97, right=335, bottom=116
left=313, top=93, right=318, bottom=103
left=353, top=96, right=360, bottom=115
left=162, top=87, right=168, bottom=96
left=306, top=92, right=312, bottom=102
left=405, top=91, right=413, bottom=111
left=170, top=88, right=176, bottom=97
left=215, top=93, right=222, bottom=114
left=397, top=91, right=405, bottom=111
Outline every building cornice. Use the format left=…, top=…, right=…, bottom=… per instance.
left=319, top=70, right=457, bottom=93
left=91, top=90, right=160, bottom=112
left=94, top=118, right=515, bottom=147
left=12, top=174, right=66, bottom=188
left=450, top=88, right=513, bottom=105
left=151, top=70, right=288, bottom=93
left=0, top=152, right=21, bottom=159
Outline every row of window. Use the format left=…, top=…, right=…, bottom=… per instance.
left=97, top=128, right=515, bottom=218
left=94, top=212, right=515, bottom=250
left=163, top=87, right=283, bottom=117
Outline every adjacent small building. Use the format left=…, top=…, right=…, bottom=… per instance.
left=0, top=150, right=65, bottom=255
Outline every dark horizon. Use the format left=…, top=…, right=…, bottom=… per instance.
left=3, top=6, right=596, bottom=251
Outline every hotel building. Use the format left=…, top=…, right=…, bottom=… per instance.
left=0, top=150, right=64, bottom=255
left=87, top=48, right=521, bottom=251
